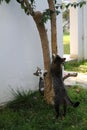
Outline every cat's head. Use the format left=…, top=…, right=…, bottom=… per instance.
left=52, top=54, right=66, bottom=65
left=51, top=54, right=66, bottom=75
left=33, top=67, right=47, bottom=79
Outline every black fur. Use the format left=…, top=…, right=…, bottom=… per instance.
left=51, top=54, right=80, bottom=118
left=39, top=77, right=44, bottom=96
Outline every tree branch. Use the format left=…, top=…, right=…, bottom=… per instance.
left=63, top=72, right=78, bottom=81
left=47, top=0, right=57, bottom=54
left=24, top=0, right=35, bottom=16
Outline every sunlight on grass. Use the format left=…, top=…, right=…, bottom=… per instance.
left=63, top=35, right=70, bottom=43
left=65, top=60, right=87, bottom=73
left=63, top=43, right=70, bottom=54
left=63, top=33, right=87, bottom=73
left=63, top=33, right=70, bottom=54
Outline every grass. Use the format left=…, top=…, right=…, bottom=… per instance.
left=63, top=33, right=70, bottom=54
left=0, top=86, right=87, bottom=130
left=64, top=60, right=87, bottom=73
left=63, top=32, right=87, bottom=73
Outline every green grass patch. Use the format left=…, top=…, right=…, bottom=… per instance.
left=63, top=33, right=87, bottom=73
left=65, top=60, right=87, bottom=73
left=63, top=33, right=70, bottom=54
left=0, top=86, right=87, bottom=130
left=63, top=43, right=70, bottom=54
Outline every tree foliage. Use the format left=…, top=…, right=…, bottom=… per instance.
left=0, top=0, right=86, bottom=23
left=0, top=0, right=10, bottom=4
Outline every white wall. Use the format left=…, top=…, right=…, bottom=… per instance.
left=83, top=4, right=87, bottom=59
left=57, top=0, right=63, bottom=57
left=0, top=1, right=44, bottom=103
left=70, top=0, right=83, bottom=59
left=0, top=0, right=63, bottom=104
left=70, top=0, right=87, bottom=60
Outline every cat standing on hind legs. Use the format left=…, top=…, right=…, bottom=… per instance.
left=51, top=54, right=80, bottom=119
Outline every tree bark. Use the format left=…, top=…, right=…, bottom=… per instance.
left=33, top=12, right=54, bottom=104
left=47, top=0, right=57, bottom=55
left=24, top=0, right=55, bottom=104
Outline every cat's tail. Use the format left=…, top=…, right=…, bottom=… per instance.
left=65, top=97, right=80, bottom=107
left=72, top=101, right=80, bottom=108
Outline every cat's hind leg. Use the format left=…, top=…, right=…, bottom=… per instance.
left=54, top=103, right=60, bottom=119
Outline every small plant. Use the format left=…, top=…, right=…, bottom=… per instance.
left=7, top=89, right=44, bottom=110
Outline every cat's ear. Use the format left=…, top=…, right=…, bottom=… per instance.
left=52, top=54, right=56, bottom=60
left=33, top=67, right=40, bottom=76
left=44, top=70, right=48, bottom=77
left=62, top=58, right=66, bottom=63
left=37, top=67, right=41, bottom=71
left=33, top=69, right=38, bottom=76
left=56, top=55, right=66, bottom=62
left=33, top=72, right=36, bottom=76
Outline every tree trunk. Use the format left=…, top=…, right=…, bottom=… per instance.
left=33, top=12, right=54, bottom=104
left=48, top=0, right=57, bottom=55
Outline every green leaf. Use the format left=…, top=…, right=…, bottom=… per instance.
left=55, top=6, right=59, bottom=9
left=60, top=5, right=63, bottom=9
left=0, top=0, right=11, bottom=4
left=30, top=0, right=34, bottom=3
left=25, top=8, right=30, bottom=15
left=54, top=0, right=57, bottom=4
left=76, top=3, right=80, bottom=6
left=71, top=4, right=74, bottom=7
left=56, top=10, right=60, bottom=15
left=74, top=4, right=77, bottom=8
left=66, top=3, right=71, bottom=9
left=5, top=0, right=10, bottom=3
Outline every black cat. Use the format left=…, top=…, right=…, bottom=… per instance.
left=51, top=54, right=80, bottom=118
